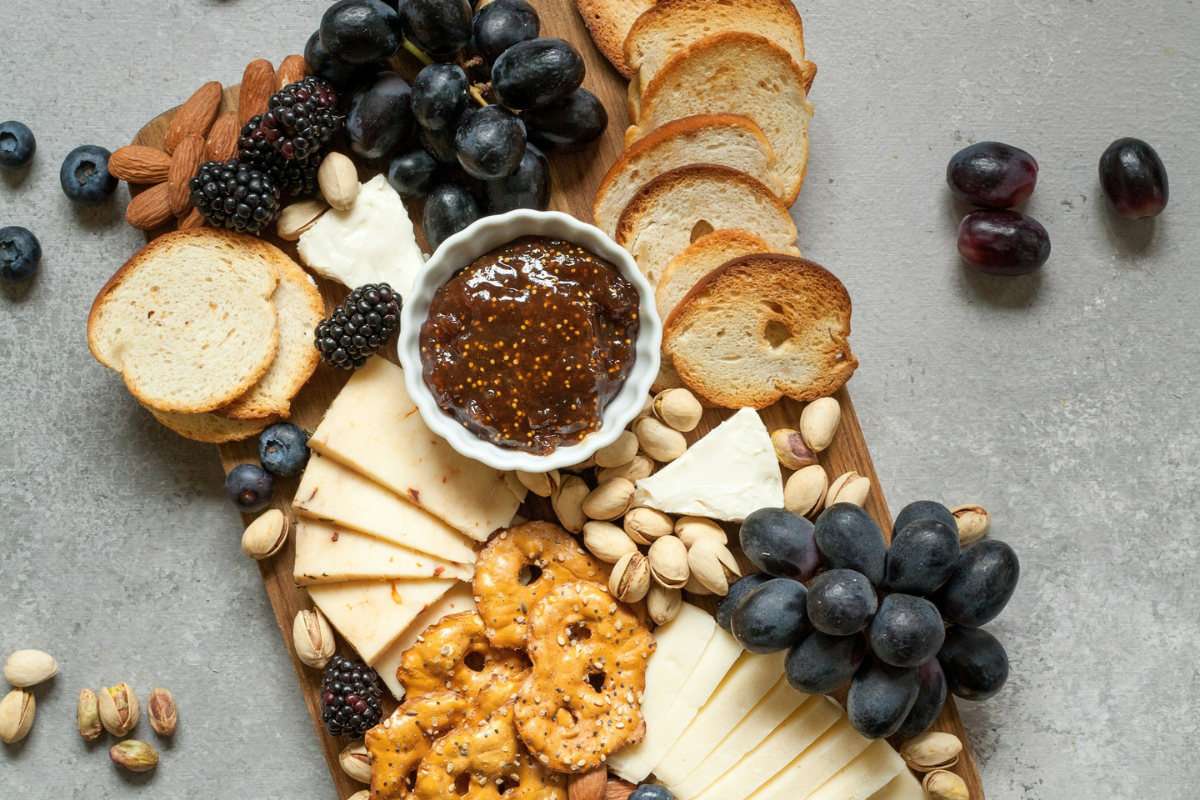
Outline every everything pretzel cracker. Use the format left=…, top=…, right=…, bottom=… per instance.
left=366, top=691, right=470, bottom=800
left=514, top=582, right=655, bottom=772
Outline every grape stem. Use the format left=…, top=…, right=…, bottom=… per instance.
left=402, top=39, right=434, bottom=66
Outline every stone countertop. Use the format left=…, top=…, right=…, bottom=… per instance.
left=1, top=0, right=1197, bottom=797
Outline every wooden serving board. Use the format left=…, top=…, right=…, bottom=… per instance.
left=130, top=1, right=985, bottom=796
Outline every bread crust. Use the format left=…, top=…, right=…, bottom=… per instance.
left=145, top=405, right=279, bottom=443
left=623, top=0, right=806, bottom=67
left=574, top=0, right=654, bottom=78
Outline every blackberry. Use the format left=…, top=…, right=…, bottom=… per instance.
left=320, top=655, right=384, bottom=737
left=315, top=283, right=401, bottom=370
left=239, top=115, right=323, bottom=198
left=189, top=159, right=281, bottom=235
left=249, top=77, right=341, bottom=161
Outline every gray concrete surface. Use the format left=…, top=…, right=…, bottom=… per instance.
left=1, top=0, right=1197, bottom=797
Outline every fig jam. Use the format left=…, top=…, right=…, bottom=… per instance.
left=420, top=236, right=639, bottom=454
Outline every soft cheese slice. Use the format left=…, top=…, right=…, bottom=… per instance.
left=688, top=696, right=842, bottom=800
left=751, top=716, right=874, bottom=800
left=634, top=408, right=783, bottom=521
left=607, top=604, right=716, bottom=782
left=866, top=769, right=927, bottom=800
left=308, top=357, right=520, bottom=540
left=372, top=582, right=477, bottom=701
left=294, top=519, right=473, bottom=585
left=293, top=453, right=477, bottom=565
left=654, top=649, right=786, bottom=786
left=805, top=739, right=906, bottom=800
left=668, top=676, right=810, bottom=800
left=307, top=578, right=456, bottom=665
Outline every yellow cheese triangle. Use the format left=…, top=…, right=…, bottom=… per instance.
left=805, top=739, right=906, bottom=800
left=307, top=578, right=457, bottom=665
left=294, top=519, right=473, bottom=585
left=372, top=582, right=478, bottom=701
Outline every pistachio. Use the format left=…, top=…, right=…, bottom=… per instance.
left=653, top=388, right=703, bottom=432
left=148, top=687, right=178, bottom=736
left=340, top=739, right=373, bottom=783
left=276, top=199, right=327, bottom=240
left=78, top=689, right=102, bottom=741
left=0, top=688, right=35, bottom=744
left=770, top=428, right=818, bottom=470
left=784, top=465, right=828, bottom=516
left=3, top=649, right=58, bottom=687
left=517, top=469, right=561, bottom=498
left=636, top=393, right=655, bottom=419
left=950, top=505, right=990, bottom=546
left=674, top=516, right=727, bottom=548
left=318, top=151, right=360, bottom=210
left=110, top=740, right=159, bottom=773
left=582, top=521, right=638, bottom=564
left=582, top=478, right=636, bottom=521
left=687, top=538, right=742, bottom=596
left=826, top=471, right=870, bottom=508
left=646, top=583, right=683, bottom=625
left=98, top=682, right=140, bottom=736
left=597, top=454, right=654, bottom=485
left=552, top=475, right=590, bottom=533
left=923, top=770, right=969, bottom=800
left=595, top=431, right=639, bottom=469
left=902, top=732, right=963, bottom=772
left=684, top=573, right=713, bottom=596
left=647, top=535, right=690, bottom=589
left=800, top=397, right=841, bottom=452
left=293, top=608, right=336, bottom=669
left=635, top=417, right=687, bottom=462
left=241, top=508, right=289, bottom=560
left=623, top=506, right=674, bottom=545
left=563, top=456, right=596, bottom=473
left=348, top=792, right=371, bottom=800
left=609, top=552, right=651, bottom=603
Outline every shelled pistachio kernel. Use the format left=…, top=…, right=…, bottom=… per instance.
left=653, top=388, right=703, bottom=432
left=950, top=504, right=990, bottom=545
left=77, top=689, right=102, bottom=741
left=148, top=687, right=178, bottom=736
left=110, top=740, right=159, bottom=773
left=800, top=396, right=841, bottom=452
left=785, top=464, right=828, bottom=516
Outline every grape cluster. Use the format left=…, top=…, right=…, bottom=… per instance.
left=722, top=500, right=1019, bottom=741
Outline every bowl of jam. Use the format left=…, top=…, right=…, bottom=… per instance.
left=398, top=209, right=661, bottom=471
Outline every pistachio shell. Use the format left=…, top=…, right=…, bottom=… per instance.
left=241, top=508, right=288, bottom=560
left=594, top=431, right=639, bottom=468
left=597, top=454, right=654, bottom=485
left=582, top=478, right=636, bottom=521
left=653, top=388, right=703, bottom=432
left=771, top=429, right=818, bottom=470
left=582, top=521, right=638, bottom=564
left=826, top=471, right=870, bottom=508
left=923, top=770, right=970, bottom=800
left=901, top=731, right=963, bottom=771
left=950, top=504, right=991, bottom=545
left=684, top=574, right=713, bottom=596
left=294, top=608, right=336, bottom=669
left=647, top=584, right=683, bottom=625
left=3, top=649, right=58, bottom=687
left=517, top=469, right=561, bottom=498
left=0, top=689, right=35, bottom=744
left=609, top=552, right=651, bottom=603
left=340, top=739, right=372, bottom=783
left=348, top=792, right=371, bottom=800
left=647, top=535, right=690, bottom=588
left=784, top=465, right=828, bottom=517
left=552, top=476, right=590, bottom=533
left=674, top=516, right=727, bottom=548
left=687, top=538, right=741, bottom=596
left=800, top=397, right=841, bottom=452
left=98, top=683, right=139, bottom=736
left=635, top=417, right=687, bottom=462
left=624, top=507, right=674, bottom=544
left=319, top=152, right=360, bottom=211
left=276, top=199, right=328, bottom=240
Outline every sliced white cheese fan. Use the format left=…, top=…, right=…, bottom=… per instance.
left=293, top=519, right=473, bottom=585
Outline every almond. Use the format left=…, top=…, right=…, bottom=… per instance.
left=108, top=146, right=171, bottom=184
left=204, top=112, right=240, bottom=162
left=126, top=183, right=173, bottom=230
left=239, top=59, right=277, bottom=125
left=165, top=81, right=222, bottom=154
left=168, top=134, right=205, bottom=216
left=178, top=207, right=206, bottom=230
left=277, top=54, right=309, bottom=89
left=569, top=766, right=607, bottom=800
left=604, top=780, right=635, bottom=800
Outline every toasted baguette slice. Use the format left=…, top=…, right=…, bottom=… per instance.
left=624, top=0, right=807, bottom=117
left=614, top=164, right=799, bottom=290
left=627, top=33, right=816, bottom=205
left=651, top=229, right=779, bottom=392
left=664, top=254, right=858, bottom=408
left=217, top=247, right=325, bottom=420
left=593, top=114, right=781, bottom=238
left=574, top=0, right=654, bottom=78
left=88, top=228, right=280, bottom=414
left=145, top=405, right=278, bottom=443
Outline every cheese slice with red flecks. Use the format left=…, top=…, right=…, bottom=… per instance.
left=307, top=578, right=457, bottom=665
left=293, top=519, right=473, bottom=585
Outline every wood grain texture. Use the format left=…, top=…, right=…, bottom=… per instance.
left=130, top=1, right=984, bottom=796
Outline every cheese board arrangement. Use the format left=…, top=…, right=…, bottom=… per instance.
left=56, top=0, right=1044, bottom=797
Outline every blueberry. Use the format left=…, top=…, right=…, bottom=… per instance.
left=885, top=518, right=959, bottom=596
left=806, top=569, right=877, bottom=636
left=937, top=626, right=1009, bottom=701
left=0, top=121, right=36, bottom=169
left=387, top=149, right=440, bottom=198
left=225, top=463, right=275, bottom=513
left=867, top=593, right=945, bottom=668
left=258, top=423, right=311, bottom=476
left=0, top=226, right=41, bottom=283
left=813, top=504, right=887, bottom=586
left=936, top=539, right=1019, bottom=627
left=629, top=786, right=674, bottom=800
left=60, top=145, right=118, bottom=206
left=730, top=578, right=811, bottom=654
left=738, top=507, right=822, bottom=581
left=784, top=630, right=867, bottom=695
left=894, top=658, right=948, bottom=739
left=846, top=656, right=920, bottom=739
left=716, top=573, right=774, bottom=633
left=892, top=500, right=956, bottom=536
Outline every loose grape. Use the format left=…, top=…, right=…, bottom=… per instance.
left=946, top=141, right=1038, bottom=208
left=957, top=210, right=1050, bottom=276
left=1099, top=137, right=1168, bottom=219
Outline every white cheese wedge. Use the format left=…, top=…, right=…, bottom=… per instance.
left=653, top=649, right=787, bottom=787
left=751, top=716, right=874, bottom=800
left=633, top=408, right=783, bottom=521
left=607, top=604, right=716, bottom=782
left=297, top=174, right=426, bottom=296
left=308, top=357, right=521, bottom=540
left=805, top=739, right=906, bottom=800
left=866, top=769, right=927, bottom=800
left=306, top=578, right=456, bottom=665
left=372, top=582, right=477, bottom=701
left=293, top=519, right=473, bottom=585
left=668, top=676, right=810, bottom=800
left=688, top=696, right=843, bottom=800
left=293, top=453, right=477, bottom=565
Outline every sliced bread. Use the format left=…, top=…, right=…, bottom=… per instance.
left=624, top=0, right=807, bottom=116
left=663, top=254, right=858, bottom=408
left=145, top=405, right=279, bottom=443
left=613, top=164, right=799, bottom=289
left=574, top=0, right=655, bottom=78
left=88, top=228, right=280, bottom=414
left=217, top=245, right=325, bottom=420
left=592, top=114, right=781, bottom=237
left=626, top=32, right=816, bottom=205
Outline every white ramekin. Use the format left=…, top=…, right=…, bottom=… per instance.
left=398, top=209, right=661, bottom=472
